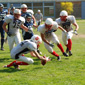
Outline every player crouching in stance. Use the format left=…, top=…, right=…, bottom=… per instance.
left=38, top=18, right=68, bottom=61
left=3, top=35, right=49, bottom=69
left=55, top=10, right=79, bottom=56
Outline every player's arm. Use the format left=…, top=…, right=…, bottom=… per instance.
left=20, top=24, right=30, bottom=32
left=73, top=22, right=79, bottom=31
left=41, top=33, right=50, bottom=45
left=33, top=50, right=47, bottom=60
left=41, top=33, right=54, bottom=47
left=58, top=25, right=67, bottom=33
left=32, top=15, right=36, bottom=24
left=3, top=22, right=8, bottom=32
left=33, top=24, right=38, bottom=28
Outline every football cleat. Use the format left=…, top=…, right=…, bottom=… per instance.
left=69, top=51, right=72, bottom=56
left=37, top=49, right=42, bottom=55
left=63, top=52, right=68, bottom=57
left=13, top=63, right=20, bottom=69
left=57, top=56, right=61, bottom=61
left=66, top=48, right=69, bottom=53
left=1, top=48, right=4, bottom=51
left=3, top=65, right=7, bottom=68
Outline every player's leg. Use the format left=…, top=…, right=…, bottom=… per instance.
left=15, top=33, right=21, bottom=45
left=44, top=42, right=61, bottom=61
left=0, top=21, right=5, bottom=51
left=51, top=33, right=68, bottom=57
left=62, top=31, right=73, bottom=56
left=7, top=36, right=15, bottom=51
left=67, top=31, right=73, bottom=56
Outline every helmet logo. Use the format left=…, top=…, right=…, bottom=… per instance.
left=35, top=37, right=39, bottom=40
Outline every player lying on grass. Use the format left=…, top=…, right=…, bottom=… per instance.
left=38, top=18, right=68, bottom=61
left=3, top=35, right=50, bottom=69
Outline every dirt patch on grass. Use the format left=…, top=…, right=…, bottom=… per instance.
left=73, top=34, right=85, bottom=38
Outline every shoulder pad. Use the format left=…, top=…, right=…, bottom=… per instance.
left=27, top=10, right=34, bottom=15
left=4, top=15, right=13, bottom=20
left=19, top=16, right=25, bottom=23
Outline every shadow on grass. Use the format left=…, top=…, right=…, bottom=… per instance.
left=32, top=67, right=43, bottom=71
left=0, top=58, right=10, bottom=62
left=0, top=68, right=24, bottom=73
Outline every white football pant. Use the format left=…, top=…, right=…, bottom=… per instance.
left=62, top=30, right=73, bottom=45
left=44, top=32, right=60, bottom=53
left=7, top=33, right=21, bottom=51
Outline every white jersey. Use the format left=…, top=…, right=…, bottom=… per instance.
left=4, top=15, right=25, bottom=35
left=11, top=40, right=37, bottom=56
left=55, top=15, right=76, bottom=32
left=38, top=21, right=58, bottom=38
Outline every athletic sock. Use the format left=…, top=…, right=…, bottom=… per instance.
left=15, top=61, right=28, bottom=65
left=51, top=51, right=59, bottom=57
left=67, top=39, right=72, bottom=51
left=57, top=43, right=64, bottom=53
left=1, top=39, right=4, bottom=48
left=7, top=60, right=17, bottom=67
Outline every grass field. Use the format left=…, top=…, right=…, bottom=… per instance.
left=0, top=20, right=85, bottom=85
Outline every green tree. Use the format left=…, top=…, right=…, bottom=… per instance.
left=61, top=2, right=73, bottom=14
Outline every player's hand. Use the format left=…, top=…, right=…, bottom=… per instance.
left=7, top=32, right=12, bottom=37
left=28, top=27, right=33, bottom=33
left=49, top=43, right=54, bottom=48
left=73, top=30, right=78, bottom=35
left=33, top=24, right=38, bottom=28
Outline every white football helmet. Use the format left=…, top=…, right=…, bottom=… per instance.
left=45, top=18, right=53, bottom=25
left=14, top=9, right=21, bottom=14
left=60, top=10, right=68, bottom=16
left=31, top=35, right=42, bottom=44
left=21, top=4, right=27, bottom=8
left=38, top=10, right=41, bottom=13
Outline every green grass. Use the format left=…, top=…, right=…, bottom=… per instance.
left=0, top=20, right=85, bottom=85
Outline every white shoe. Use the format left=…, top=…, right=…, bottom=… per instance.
left=3, top=65, right=7, bottom=68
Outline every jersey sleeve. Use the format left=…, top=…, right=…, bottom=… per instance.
left=4, top=15, right=12, bottom=24
left=38, top=25, right=45, bottom=34
left=55, top=18, right=61, bottom=25
left=68, top=15, right=76, bottom=24
left=20, top=16, right=25, bottom=24
left=53, top=21, right=59, bottom=30
left=27, top=10, right=34, bottom=15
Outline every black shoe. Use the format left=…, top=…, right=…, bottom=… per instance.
left=69, top=51, right=72, bottom=56
left=1, top=48, right=4, bottom=51
left=37, top=49, right=42, bottom=55
left=63, top=52, right=68, bottom=57
left=57, top=56, right=61, bottom=61
left=66, top=48, right=69, bottom=53
left=13, top=63, right=19, bottom=69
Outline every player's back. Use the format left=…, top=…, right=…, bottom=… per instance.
left=11, top=40, right=37, bottom=56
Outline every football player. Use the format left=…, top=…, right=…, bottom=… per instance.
left=3, top=35, right=49, bottom=69
left=21, top=4, right=36, bottom=24
left=38, top=18, right=68, bottom=61
left=3, top=9, right=32, bottom=51
left=35, top=10, right=43, bottom=26
left=0, top=3, right=8, bottom=50
left=55, top=10, right=79, bottom=56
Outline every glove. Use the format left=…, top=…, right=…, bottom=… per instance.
left=73, top=30, right=78, bottom=35
left=49, top=43, right=54, bottom=48
left=7, top=32, right=12, bottom=37
left=28, top=26, right=33, bottom=33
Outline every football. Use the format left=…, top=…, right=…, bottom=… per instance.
left=41, top=56, right=47, bottom=66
